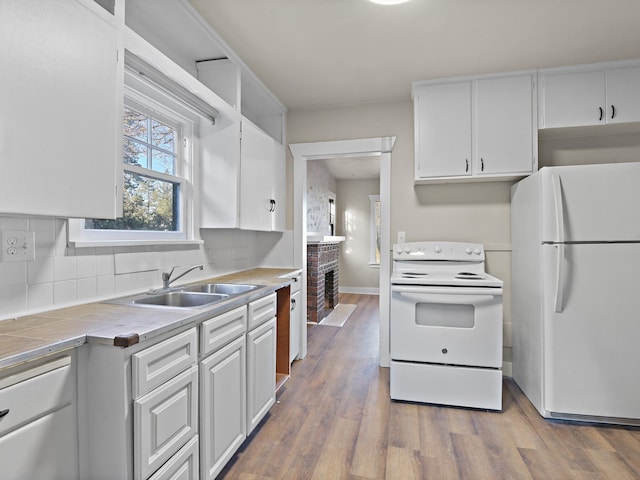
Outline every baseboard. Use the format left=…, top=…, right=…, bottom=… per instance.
left=339, top=287, right=379, bottom=295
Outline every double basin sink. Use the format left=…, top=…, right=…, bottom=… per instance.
left=116, top=283, right=261, bottom=309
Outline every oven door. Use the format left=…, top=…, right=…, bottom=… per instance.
left=390, top=285, right=502, bottom=368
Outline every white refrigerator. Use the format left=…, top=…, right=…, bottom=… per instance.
left=511, top=162, right=640, bottom=424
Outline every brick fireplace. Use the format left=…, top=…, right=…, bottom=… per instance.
left=307, top=242, right=340, bottom=323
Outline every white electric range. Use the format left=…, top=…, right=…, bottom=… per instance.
left=389, top=241, right=504, bottom=410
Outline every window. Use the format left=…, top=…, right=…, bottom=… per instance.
left=69, top=77, right=198, bottom=245
left=328, top=195, right=336, bottom=236
left=369, top=195, right=381, bottom=266
left=86, top=104, right=183, bottom=233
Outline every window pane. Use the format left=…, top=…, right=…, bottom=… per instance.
left=151, top=119, right=175, bottom=152
left=123, top=138, right=148, bottom=167
left=123, top=107, right=147, bottom=142
left=85, top=171, right=178, bottom=231
left=152, top=149, right=175, bottom=175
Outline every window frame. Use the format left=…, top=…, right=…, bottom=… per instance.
left=369, top=194, right=381, bottom=267
left=69, top=73, right=201, bottom=247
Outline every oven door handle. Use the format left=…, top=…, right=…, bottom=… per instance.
left=392, top=285, right=501, bottom=303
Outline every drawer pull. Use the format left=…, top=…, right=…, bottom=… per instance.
left=0, top=409, right=9, bottom=419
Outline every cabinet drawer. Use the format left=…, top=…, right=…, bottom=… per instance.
left=0, top=356, right=73, bottom=437
left=201, top=305, right=247, bottom=357
left=134, top=365, right=198, bottom=480
left=290, top=275, right=301, bottom=293
left=133, top=328, right=197, bottom=399
left=148, top=435, right=199, bottom=480
left=248, top=293, right=277, bottom=331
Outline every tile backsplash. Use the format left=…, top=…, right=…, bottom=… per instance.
left=0, top=216, right=293, bottom=320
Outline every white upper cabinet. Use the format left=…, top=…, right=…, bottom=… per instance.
left=414, top=81, right=472, bottom=179
left=414, top=72, right=536, bottom=184
left=475, top=74, right=535, bottom=176
left=539, top=62, right=640, bottom=128
left=239, top=119, right=286, bottom=232
left=0, top=0, right=122, bottom=218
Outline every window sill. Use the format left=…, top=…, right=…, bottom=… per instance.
left=69, top=239, right=204, bottom=249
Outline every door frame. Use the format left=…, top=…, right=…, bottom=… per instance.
left=289, top=137, right=395, bottom=366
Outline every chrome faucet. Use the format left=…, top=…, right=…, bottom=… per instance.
left=162, top=264, right=203, bottom=289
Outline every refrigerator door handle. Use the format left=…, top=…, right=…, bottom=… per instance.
left=554, top=244, right=565, bottom=313
left=552, top=174, right=565, bottom=243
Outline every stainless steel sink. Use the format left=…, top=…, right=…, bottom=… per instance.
left=131, top=291, right=229, bottom=308
left=182, top=283, right=260, bottom=295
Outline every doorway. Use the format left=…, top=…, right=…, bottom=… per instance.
left=289, top=137, right=395, bottom=367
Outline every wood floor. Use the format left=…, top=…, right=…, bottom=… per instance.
left=219, top=293, right=640, bottom=479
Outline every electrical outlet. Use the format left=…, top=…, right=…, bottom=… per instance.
left=1, top=230, right=35, bottom=262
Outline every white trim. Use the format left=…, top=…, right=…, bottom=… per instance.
left=290, top=136, right=395, bottom=366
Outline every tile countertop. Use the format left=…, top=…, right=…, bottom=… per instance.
left=0, top=268, right=301, bottom=371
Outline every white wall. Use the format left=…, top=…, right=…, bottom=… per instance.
left=336, top=178, right=380, bottom=293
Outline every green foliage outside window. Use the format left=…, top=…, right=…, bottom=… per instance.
left=86, top=107, right=180, bottom=232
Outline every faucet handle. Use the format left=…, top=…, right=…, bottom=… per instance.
left=162, top=267, right=176, bottom=282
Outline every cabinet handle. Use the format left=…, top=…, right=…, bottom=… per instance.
left=465, top=159, right=469, bottom=172
left=611, top=105, right=616, bottom=119
left=269, top=199, right=276, bottom=212
left=290, top=298, right=296, bottom=311
left=599, top=107, right=603, bottom=122
left=0, top=409, right=9, bottom=419
left=481, top=158, right=484, bottom=172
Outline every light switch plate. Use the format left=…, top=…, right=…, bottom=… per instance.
left=397, top=231, right=406, bottom=243
left=1, top=230, right=35, bottom=262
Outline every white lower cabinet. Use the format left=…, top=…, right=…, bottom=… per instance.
left=0, top=355, right=78, bottom=480
left=199, top=305, right=247, bottom=480
left=289, top=288, right=301, bottom=363
left=200, top=335, right=246, bottom=480
left=247, top=317, right=277, bottom=434
left=79, top=293, right=281, bottom=479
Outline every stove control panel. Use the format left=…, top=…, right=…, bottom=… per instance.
left=393, top=241, right=485, bottom=261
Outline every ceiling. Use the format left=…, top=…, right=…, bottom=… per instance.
left=188, top=0, right=640, bottom=112
left=315, top=156, right=381, bottom=180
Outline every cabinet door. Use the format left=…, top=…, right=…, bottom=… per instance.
left=200, top=117, right=242, bottom=228
left=606, top=66, right=640, bottom=124
left=247, top=318, right=277, bottom=434
left=476, top=75, right=534, bottom=175
left=135, top=365, right=198, bottom=480
left=0, top=0, right=121, bottom=218
left=414, top=82, right=472, bottom=178
left=289, top=290, right=301, bottom=363
left=270, top=142, right=287, bottom=232
left=200, top=336, right=246, bottom=480
left=540, top=70, right=605, bottom=128
left=240, top=119, right=276, bottom=231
